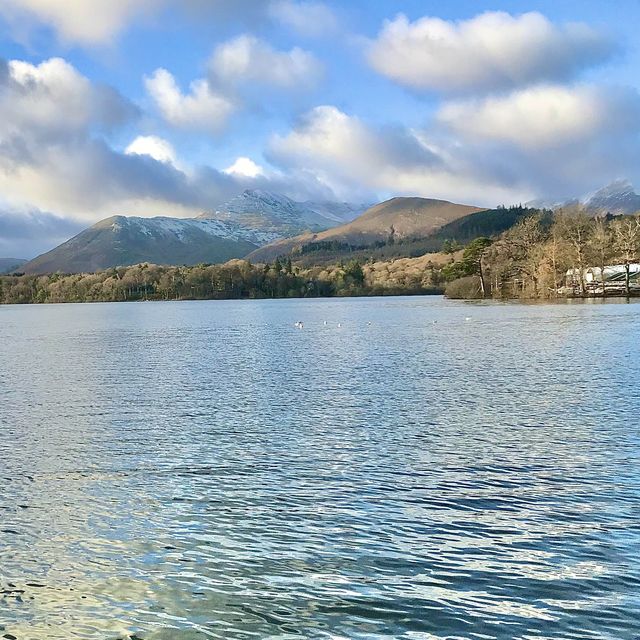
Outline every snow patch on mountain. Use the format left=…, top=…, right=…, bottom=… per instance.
left=107, top=215, right=281, bottom=245
left=201, top=189, right=370, bottom=231
left=583, top=180, right=640, bottom=214
left=526, top=180, right=640, bottom=215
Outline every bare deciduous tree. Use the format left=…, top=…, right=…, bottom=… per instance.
left=611, top=214, right=640, bottom=296
left=555, top=209, right=594, bottom=295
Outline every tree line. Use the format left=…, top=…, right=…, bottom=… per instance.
left=443, top=211, right=640, bottom=299
left=0, top=257, right=439, bottom=305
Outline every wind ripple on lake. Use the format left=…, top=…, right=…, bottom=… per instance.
left=1, top=297, right=640, bottom=639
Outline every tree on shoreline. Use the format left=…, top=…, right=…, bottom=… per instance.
left=445, top=211, right=640, bottom=299
left=611, top=216, right=640, bottom=296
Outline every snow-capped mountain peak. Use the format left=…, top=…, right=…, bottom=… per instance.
left=526, top=180, right=640, bottom=215
left=199, top=190, right=369, bottom=234
left=583, top=180, right=640, bottom=214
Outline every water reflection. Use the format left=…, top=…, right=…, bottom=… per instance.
left=1, top=297, right=640, bottom=639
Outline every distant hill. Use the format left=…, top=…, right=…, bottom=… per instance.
left=527, top=180, right=640, bottom=215
left=248, top=197, right=485, bottom=262
left=201, top=189, right=369, bottom=235
left=0, top=258, right=27, bottom=274
left=22, top=216, right=268, bottom=274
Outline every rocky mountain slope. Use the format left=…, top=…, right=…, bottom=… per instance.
left=583, top=180, right=640, bottom=214
left=201, top=189, right=369, bottom=235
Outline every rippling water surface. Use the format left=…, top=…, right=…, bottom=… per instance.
left=1, top=296, right=640, bottom=639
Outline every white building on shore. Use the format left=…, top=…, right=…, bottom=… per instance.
left=563, top=263, right=640, bottom=294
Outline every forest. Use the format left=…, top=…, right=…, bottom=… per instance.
left=443, top=211, right=640, bottom=299
left=0, top=257, right=442, bottom=304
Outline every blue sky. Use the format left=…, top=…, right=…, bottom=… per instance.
left=1, top=0, right=640, bottom=257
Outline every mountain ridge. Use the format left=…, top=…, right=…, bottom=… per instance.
left=22, top=216, right=264, bottom=274
left=200, top=189, right=369, bottom=235
left=20, top=191, right=370, bottom=274
left=247, top=196, right=485, bottom=262
left=526, top=180, right=640, bottom=215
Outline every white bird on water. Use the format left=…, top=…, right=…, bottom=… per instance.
left=294, top=321, right=304, bottom=329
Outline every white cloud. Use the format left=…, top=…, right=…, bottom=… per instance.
left=269, top=105, right=519, bottom=204
left=0, top=54, right=336, bottom=237
left=368, top=11, right=615, bottom=93
left=437, top=85, right=640, bottom=148
left=269, top=0, right=338, bottom=37
left=0, top=0, right=162, bottom=45
left=125, top=135, right=177, bottom=165
left=0, top=0, right=272, bottom=45
left=0, top=57, right=136, bottom=140
left=269, top=101, right=640, bottom=206
left=224, top=157, right=265, bottom=178
left=209, top=35, right=322, bottom=89
left=0, top=56, right=232, bottom=220
left=144, top=68, right=235, bottom=134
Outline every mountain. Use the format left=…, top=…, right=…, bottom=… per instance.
left=526, top=180, right=640, bottom=215
left=525, top=197, right=578, bottom=210
left=19, top=192, right=370, bottom=275
left=22, top=216, right=271, bottom=274
left=583, top=180, right=640, bottom=215
left=200, top=189, right=369, bottom=235
left=0, top=258, right=27, bottom=274
left=247, top=197, right=485, bottom=262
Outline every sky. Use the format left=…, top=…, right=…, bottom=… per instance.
left=2, top=0, right=640, bottom=258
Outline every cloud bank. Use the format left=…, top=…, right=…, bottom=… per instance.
left=269, top=96, right=640, bottom=206
left=437, top=84, right=640, bottom=147
left=0, top=208, right=85, bottom=259
left=368, top=11, right=615, bottom=93
left=0, top=0, right=328, bottom=45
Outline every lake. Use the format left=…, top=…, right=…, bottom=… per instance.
left=1, top=296, right=640, bottom=639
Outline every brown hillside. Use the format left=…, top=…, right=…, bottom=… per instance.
left=248, top=197, right=484, bottom=262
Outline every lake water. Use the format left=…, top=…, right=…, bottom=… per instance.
left=1, top=296, right=640, bottom=640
